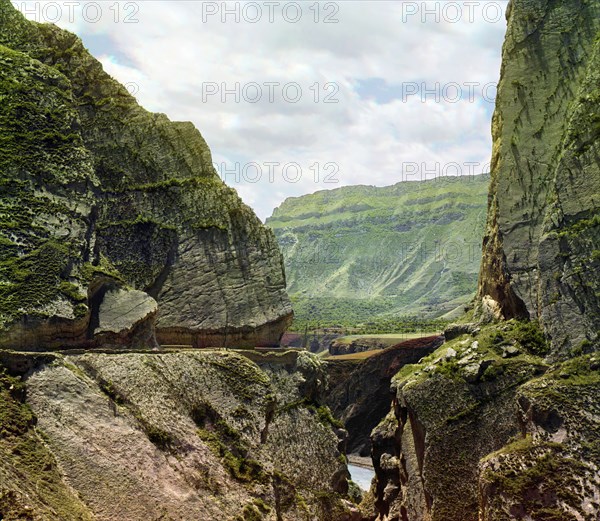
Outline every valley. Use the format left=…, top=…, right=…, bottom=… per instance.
left=267, top=175, right=489, bottom=330
left=0, top=0, right=599, bottom=520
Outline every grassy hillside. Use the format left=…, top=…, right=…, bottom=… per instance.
left=266, top=175, right=489, bottom=329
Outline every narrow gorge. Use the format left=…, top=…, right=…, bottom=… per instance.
left=1, top=0, right=599, bottom=520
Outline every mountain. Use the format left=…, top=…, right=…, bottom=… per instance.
left=267, top=175, right=489, bottom=326
left=370, top=1, right=600, bottom=520
left=0, top=2, right=360, bottom=519
left=0, top=0, right=292, bottom=349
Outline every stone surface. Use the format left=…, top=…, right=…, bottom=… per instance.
left=444, top=322, right=477, bottom=341
left=370, top=322, right=548, bottom=521
left=94, top=289, right=158, bottom=348
left=0, top=0, right=292, bottom=349
left=95, top=289, right=157, bottom=335
left=477, top=0, right=600, bottom=357
left=0, top=349, right=356, bottom=520
left=370, top=319, right=600, bottom=521
left=479, top=357, right=600, bottom=521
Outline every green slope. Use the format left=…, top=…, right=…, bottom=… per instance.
left=266, top=175, right=490, bottom=329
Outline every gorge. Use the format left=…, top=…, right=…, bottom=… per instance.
left=1, top=0, right=600, bottom=520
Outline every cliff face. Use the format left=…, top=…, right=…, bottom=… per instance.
left=267, top=176, right=488, bottom=326
left=371, top=322, right=600, bottom=521
left=325, top=336, right=442, bottom=457
left=369, top=1, right=600, bottom=518
left=0, top=349, right=358, bottom=520
left=477, top=0, right=600, bottom=357
left=0, top=0, right=292, bottom=349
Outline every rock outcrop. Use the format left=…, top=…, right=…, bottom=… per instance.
left=477, top=0, right=600, bottom=357
left=0, top=0, right=292, bottom=349
left=0, top=349, right=358, bottom=520
left=371, top=321, right=600, bottom=521
left=370, top=2, right=600, bottom=519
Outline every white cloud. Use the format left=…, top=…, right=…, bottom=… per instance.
left=15, top=0, right=508, bottom=220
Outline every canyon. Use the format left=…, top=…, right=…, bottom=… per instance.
left=1, top=0, right=599, bottom=520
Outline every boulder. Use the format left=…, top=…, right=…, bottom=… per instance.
left=94, top=289, right=158, bottom=348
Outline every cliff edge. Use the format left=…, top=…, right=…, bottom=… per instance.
left=0, top=0, right=292, bottom=349
left=477, top=0, right=600, bottom=358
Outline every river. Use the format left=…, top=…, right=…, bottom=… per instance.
left=347, top=463, right=375, bottom=491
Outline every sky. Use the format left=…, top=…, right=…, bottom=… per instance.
left=15, top=1, right=509, bottom=220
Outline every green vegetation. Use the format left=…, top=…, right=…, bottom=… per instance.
left=394, top=319, right=550, bottom=391
left=0, top=367, right=93, bottom=519
left=195, top=401, right=267, bottom=484
left=0, top=370, right=33, bottom=437
left=0, top=240, right=74, bottom=326
left=143, top=422, right=175, bottom=451
left=484, top=444, right=588, bottom=520
left=276, top=398, right=342, bottom=429
left=267, top=175, right=489, bottom=329
left=308, top=404, right=344, bottom=429
left=288, top=297, right=449, bottom=333
left=489, top=320, right=550, bottom=357
left=236, top=503, right=263, bottom=521
left=207, top=353, right=271, bottom=401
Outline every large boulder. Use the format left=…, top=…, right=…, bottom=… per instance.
left=94, top=289, right=158, bottom=348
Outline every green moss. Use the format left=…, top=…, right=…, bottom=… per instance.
left=73, top=303, right=88, bottom=318
left=0, top=371, right=33, bottom=437
left=62, top=361, right=87, bottom=381
left=196, top=403, right=268, bottom=484
left=59, top=281, right=86, bottom=302
left=0, top=239, right=74, bottom=326
left=122, top=176, right=221, bottom=193
left=512, top=321, right=550, bottom=356
left=434, top=358, right=462, bottom=380
left=484, top=320, right=549, bottom=357
left=80, top=254, right=124, bottom=283
left=235, top=499, right=271, bottom=521
left=484, top=445, right=586, bottom=517
left=252, top=498, right=271, bottom=514
left=140, top=420, right=174, bottom=451
left=483, top=434, right=534, bottom=460
left=236, top=503, right=263, bottom=521
left=207, top=353, right=270, bottom=401
left=308, top=404, right=344, bottom=429
left=0, top=365, right=92, bottom=519
left=98, top=378, right=125, bottom=406
left=547, top=356, right=600, bottom=387
left=557, top=214, right=600, bottom=238
left=445, top=402, right=479, bottom=424
left=96, top=215, right=177, bottom=232
left=481, top=362, right=504, bottom=381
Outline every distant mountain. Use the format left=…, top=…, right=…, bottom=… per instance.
left=266, top=175, right=489, bottom=326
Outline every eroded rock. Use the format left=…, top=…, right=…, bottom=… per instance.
left=0, top=0, right=292, bottom=350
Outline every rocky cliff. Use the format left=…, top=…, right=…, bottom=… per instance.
left=371, top=322, right=600, bottom=521
left=477, top=0, right=600, bottom=358
left=325, top=336, right=442, bottom=457
left=0, top=0, right=292, bottom=349
left=0, top=349, right=359, bottom=520
left=369, top=1, right=600, bottom=519
left=267, top=175, right=488, bottom=328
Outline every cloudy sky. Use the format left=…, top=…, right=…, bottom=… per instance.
left=16, top=1, right=508, bottom=220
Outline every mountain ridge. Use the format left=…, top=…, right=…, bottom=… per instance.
left=0, top=0, right=292, bottom=349
left=267, top=174, right=490, bottom=327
